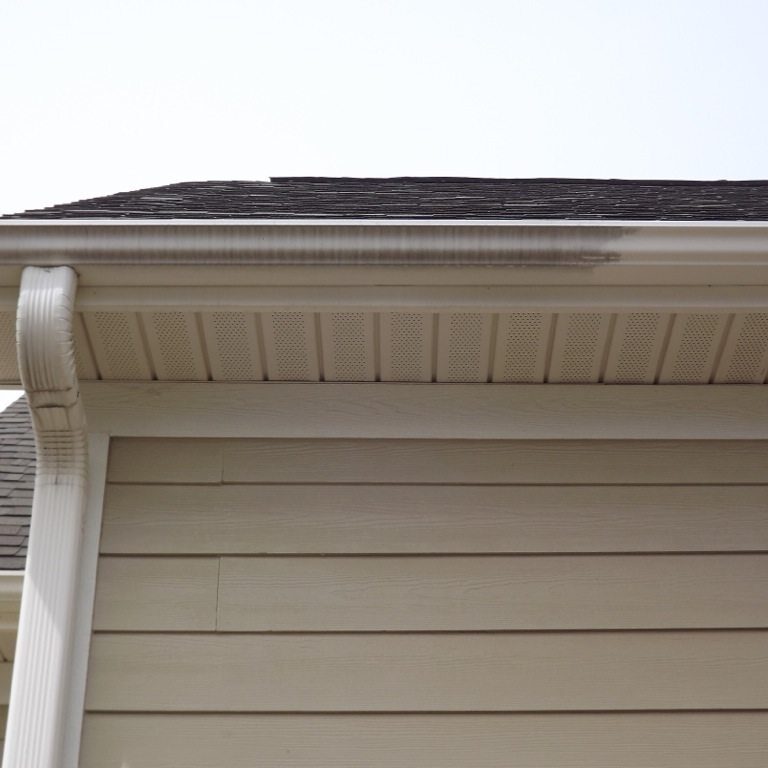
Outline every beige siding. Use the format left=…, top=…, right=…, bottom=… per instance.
left=81, top=713, right=768, bottom=768
left=0, top=665, right=12, bottom=705
left=220, top=438, right=768, bottom=483
left=92, top=557, right=218, bottom=631
left=108, top=438, right=768, bottom=484
left=216, top=555, right=768, bottom=631
left=84, top=437, right=768, bottom=765
left=0, top=705, right=6, bottom=764
left=101, top=484, right=768, bottom=553
left=107, top=438, right=224, bottom=483
left=86, top=631, right=768, bottom=712
left=0, top=633, right=15, bottom=665
left=0, top=631, right=13, bottom=761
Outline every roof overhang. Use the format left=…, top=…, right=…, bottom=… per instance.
left=1, top=218, right=767, bottom=385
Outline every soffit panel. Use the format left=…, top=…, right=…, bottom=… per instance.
left=1, top=308, right=756, bottom=385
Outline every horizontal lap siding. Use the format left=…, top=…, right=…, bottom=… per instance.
left=0, top=706, right=5, bottom=766
left=92, top=558, right=218, bottom=631
left=100, top=484, right=768, bottom=553
left=220, top=439, right=768, bottom=484
left=86, top=631, right=768, bottom=711
left=0, top=667, right=11, bottom=705
left=80, top=713, right=768, bottom=768
left=84, top=436, right=768, bottom=766
left=92, top=555, right=768, bottom=632
left=216, top=555, right=768, bottom=631
left=108, top=438, right=768, bottom=484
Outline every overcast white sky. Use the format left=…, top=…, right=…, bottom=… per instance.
left=1, top=0, right=768, bottom=218
left=0, top=391, right=21, bottom=411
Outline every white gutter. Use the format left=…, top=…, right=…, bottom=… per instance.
left=0, top=219, right=767, bottom=265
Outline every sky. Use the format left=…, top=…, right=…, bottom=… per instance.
left=0, top=391, right=21, bottom=412
left=1, top=0, right=768, bottom=217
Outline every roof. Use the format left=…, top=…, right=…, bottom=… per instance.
left=5, top=177, right=768, bottom=221
left=0, top=397, right=34, bottom=570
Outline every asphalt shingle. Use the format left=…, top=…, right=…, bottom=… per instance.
left=5, top=177, right=768, bottom=221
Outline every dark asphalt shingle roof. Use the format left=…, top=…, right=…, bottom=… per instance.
left=5, top=177, right=768, bottom=221
left=0, top=397, right=34, bottom=571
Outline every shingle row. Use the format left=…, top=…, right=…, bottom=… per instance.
left=5, top=177, right=768, bottom=220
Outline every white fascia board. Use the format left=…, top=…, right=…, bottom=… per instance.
left=71, top=284, right=768, bottom=313
left=0, top=219, right=767, bottom=268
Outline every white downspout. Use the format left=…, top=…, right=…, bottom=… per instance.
left=3, top=266, right=87, bottom=768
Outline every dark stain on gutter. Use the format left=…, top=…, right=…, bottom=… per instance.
left=0, top=224, right=626, bottom=267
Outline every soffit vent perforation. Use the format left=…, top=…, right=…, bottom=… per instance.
left=381, top=312, right=432, bottom=382
left=561, top=313, right=603, bottom=382
left=438, top=313, right=491, bottom=383
left=263, top=312, right=318, bottom=381
left=550, top=313, right=609, bottom=383
left=204, top=312, right=263, bottom=381
left=322, top=312, right=373, bottom=382
left=663, top=314, right=725, bottom=384
left=493, top=313, right=548, bottom=383
left=719, top=313, right=768, bottom=383
left=147, top=312, right=205, bottom=381
left=605, top=312, right=667, bottom=384
left=86, top=312, right=148, bottom=380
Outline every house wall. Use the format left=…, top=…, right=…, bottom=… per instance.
left=0, top=577, right=23, bottom=762
left=0, top=573, right=27, bottom=751
left=79, top=435, right=768, bottom=767
left=0, top=639, right=13, bottom=759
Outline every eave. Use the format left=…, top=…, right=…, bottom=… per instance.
left=0, top=218, right=767, bottom=386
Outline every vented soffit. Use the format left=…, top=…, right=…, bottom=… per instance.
left=1, top=305, right=767, bottom=385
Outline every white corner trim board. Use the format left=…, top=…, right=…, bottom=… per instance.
left=3, top=267, right=89, bottom=768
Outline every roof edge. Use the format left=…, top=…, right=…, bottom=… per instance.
left=3, top=217, right=768, bottom=227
